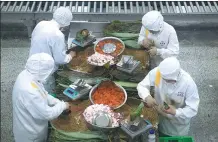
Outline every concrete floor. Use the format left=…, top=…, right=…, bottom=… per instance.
left=1, top=30, right=218, bottom=142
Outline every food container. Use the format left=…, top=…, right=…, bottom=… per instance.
left=89, top=82, right=127, bottom=109
left=84, top=116, right=119, bottom=132
left=93, top=111, right=112, bottom=127
left=94, top=37, right=125, bottom=56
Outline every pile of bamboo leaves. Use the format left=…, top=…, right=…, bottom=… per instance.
left=49, top=126, right=107, bottom=142
left=103, top=20, right=142, bottom=49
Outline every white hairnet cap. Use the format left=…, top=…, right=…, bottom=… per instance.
left=26, top=53, right=54, bottom=82
left=53, top=7, right=73, bottom=27
left=142, top=10, right=164, bottom=31
left=159, top=57, right=181, bottom=81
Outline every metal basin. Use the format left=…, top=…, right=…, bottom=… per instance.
left=89, top=82, right=127, bottom=109
left=84, top=117, right=119, bottom=132
left=94, top=37, right=125, bottom=56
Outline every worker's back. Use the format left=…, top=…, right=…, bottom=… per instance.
left=29, top=20, right=64, bottom=58
left=12, top=70, right=48, bottom=142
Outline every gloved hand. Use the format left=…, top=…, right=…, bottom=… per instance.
left=154, top=105, right=168, bottom=117
left=65, top=102, right=70, bottom=109
left=148, top=46, right=157, bottom=56
left=61, top=102, right=71, bottom=117
left=144, top=96, right=158, bottom=108
left=163, top=105, right=176, bottom=115
left=142, top=39, right=153, bottom=49
left=69, top=51, right=76, bottom=58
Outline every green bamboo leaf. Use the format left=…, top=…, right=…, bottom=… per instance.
left=103, top=61, right=110, bottom=69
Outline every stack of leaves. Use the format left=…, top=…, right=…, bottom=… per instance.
left=103, top=20, right=142, bottom=49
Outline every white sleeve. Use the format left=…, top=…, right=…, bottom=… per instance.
left=51, top=33, right=72, bottom=64
left=137, top=69, right=156, bottom=100
left=175, top=80, right=200, bottom=120
left=26, top=92, right=67, bottom=121
left=157, top=28, right=179, bottom=59
left=47, top=94, right=61, bottom=106
left=138, top=26, right=146, bottom=45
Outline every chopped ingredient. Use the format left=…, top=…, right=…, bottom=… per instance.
left=87, top=52, right=114, bottom=66
left=83, top=104, right=122, bottom=127
left=92, top=81, right=125, bottom=108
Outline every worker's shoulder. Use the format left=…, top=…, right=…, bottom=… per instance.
left=54, top=29, right=64, bottom=38
left=45, top=27, right=64, bottom=39
left=149, top=67, right=159, bottom=76
left=164, top=22, right=176, bottom=33
left=16, top=72, right=39, bottom=94
left=37, top=20, right=47, bottom=25
left=37, top=21, right=64, bottom=37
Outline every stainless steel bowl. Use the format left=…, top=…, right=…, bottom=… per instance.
left=89, top=82, right=127, bottom=109
left=94, top=37, right=125, bottom=56
left=84, top=117, right=119, bottom=132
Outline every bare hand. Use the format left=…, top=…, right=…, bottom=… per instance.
left=142, top=39, right=153, bottom=49
left=144, top=96, right=158, bottom=108
left=163, top=105, right=176, bottom=115
left=148, top=46, right=157, bottom=56
left=69, top=51, right=76, bottom=58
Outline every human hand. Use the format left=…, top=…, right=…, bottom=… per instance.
left=148, top=46, right=157, bottom=56
left=65, top=102, right=70, bottom=109
left=162, top=105, right=176, bottom=115
left=142, top=39, right=153, bottom=49
left=144, top=96, right=158, bottom=108
left=69, top=51, right=76, bottom=58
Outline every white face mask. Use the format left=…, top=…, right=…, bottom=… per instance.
left=38, top=73, right=51, bottom=84
left=149, top=30, right=160, bottom=35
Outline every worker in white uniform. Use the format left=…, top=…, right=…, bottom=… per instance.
left=137, top=57, right=199, bottom=136
left=12, top=53, right=70, bottom=142
left=138, top=11, right=179, bottom=69
left=29, top=7, right=76, bottom=94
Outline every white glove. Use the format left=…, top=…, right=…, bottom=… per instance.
left=65, top=102, right=70, bottom=110
left=148, top=46, right=157, bottom=56
left=142, top=39, right=153, bottom=49
left=69, top=51, right=76, bottom=58
left=144, top=96, right=158, bottom=108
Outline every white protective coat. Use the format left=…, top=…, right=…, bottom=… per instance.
left=12, top=53, right=67, bottom=142
left=138, top=11, right=179, bottom=67
left=29, top=19, right=72, bottom=93
left=137, top=58, right=199, bottom=136
left=29, top=19, right=72, bottom=71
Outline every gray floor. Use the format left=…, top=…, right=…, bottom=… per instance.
left=1, top=30, right=218, bottom=142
